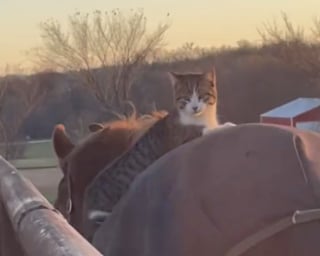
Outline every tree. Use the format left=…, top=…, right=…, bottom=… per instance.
left=257, top=12, right=320, bottom=77
left=30, top=9, right=170, bottom=117
left=155, top=42, right=216, bottom=63
left=0, top=76, right=8, bottom=151
left=0, top=69, right=49, bottom=159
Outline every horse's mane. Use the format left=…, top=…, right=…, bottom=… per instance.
left=73, top=110, right=168, bottom=156
left=96, top=110, right=168, bottom=130
left=94, top=100, right=168, bottom=131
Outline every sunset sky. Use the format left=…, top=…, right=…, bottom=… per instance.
left=1, top=0, right=320, bottom=70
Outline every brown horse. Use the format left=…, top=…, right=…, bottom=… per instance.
left=92, top=123, right=320, bottom=256
left=52, top=111, right=167, bottom=237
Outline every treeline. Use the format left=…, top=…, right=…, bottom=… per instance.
left=2, top=44, right=320, bottom=139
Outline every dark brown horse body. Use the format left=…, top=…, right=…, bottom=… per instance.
left=52, top=112, right=166, bottom=236
left=92, top=123, right=320, bottom=256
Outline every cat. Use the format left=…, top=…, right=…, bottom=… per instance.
left=171, top=68, right=219, bottom=129
left=82, top=68, right=222, bottom=240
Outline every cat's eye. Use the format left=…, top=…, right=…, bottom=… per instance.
left=177, top=97, right=190, bottom=103
left=199, top=94, right=207, bottom=100
left=200, top=93, right=215, bottom=103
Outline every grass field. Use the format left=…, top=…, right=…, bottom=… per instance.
left=0, top=139, right=55, bottom=160
left=11, top=157, right=57, bottom=169
left=6, top=140, right=57, bottom=169
left=44, top=193, right=57, bottom=204
left=22, top=140, right=55, bottom=159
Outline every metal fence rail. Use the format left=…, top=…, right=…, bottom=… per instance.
left=0, top=155, right=102, bottom=256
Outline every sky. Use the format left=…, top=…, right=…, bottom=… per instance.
left=1, top=0, right=320, bottom=71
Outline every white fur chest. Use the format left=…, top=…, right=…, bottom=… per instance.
left=179, top=108, right=218, bottom=129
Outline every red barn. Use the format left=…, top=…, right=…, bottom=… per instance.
left=260, top=97, right=320, bottom=132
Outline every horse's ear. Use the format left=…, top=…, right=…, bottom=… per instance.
left=88, top=122, right=104, bottom=132
left=52, top=124, right=74, bottom=159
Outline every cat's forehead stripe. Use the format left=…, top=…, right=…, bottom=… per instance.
left=179, top=77, right=200, bottom=91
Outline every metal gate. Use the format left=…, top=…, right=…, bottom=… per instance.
left=0, top=156, right=102, bottom=256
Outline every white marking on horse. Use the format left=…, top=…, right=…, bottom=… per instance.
left=88, top=210, right=110, bottom=222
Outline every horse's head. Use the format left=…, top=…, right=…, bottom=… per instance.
left=52, top=111, right=167, bottom=237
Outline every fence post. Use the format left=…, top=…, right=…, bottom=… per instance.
left=0, top=200, right=24, bottom=256
left=0, top=156, right=102, bottom=256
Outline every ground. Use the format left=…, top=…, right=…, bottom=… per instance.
left=18, top=167, right=62, bottom=203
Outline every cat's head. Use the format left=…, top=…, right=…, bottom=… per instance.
left=169, top=68, right=217, bottom=117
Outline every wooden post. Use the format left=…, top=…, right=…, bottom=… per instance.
left=0, top=156, right=102, bottom=256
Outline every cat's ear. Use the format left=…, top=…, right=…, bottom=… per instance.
left=203, top=67, right=216, bottom=87
left=168, top=72, right=179, bottom=85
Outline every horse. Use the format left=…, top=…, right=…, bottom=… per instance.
left=92, top=123, right=320, bottom=256
left=52, top=111, right=167, bottom=237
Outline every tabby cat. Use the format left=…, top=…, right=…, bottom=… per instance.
left=82, top=68, right=220, bottom=241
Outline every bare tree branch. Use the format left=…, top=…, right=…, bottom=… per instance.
left=257, top=12, right=320, bottom=77
left=30, top=9, right=170, bottom=117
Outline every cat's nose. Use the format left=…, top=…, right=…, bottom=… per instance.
left=192, top=106, right=199, bottom=111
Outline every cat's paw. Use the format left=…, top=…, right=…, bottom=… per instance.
left=202, top=123, right=236, bottom=136
left=223, top=122, right=236, bottom=127
left=202, top=127, right=212, bottom=135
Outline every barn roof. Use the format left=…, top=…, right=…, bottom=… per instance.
left=261, top=97, right=320, bottom=119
